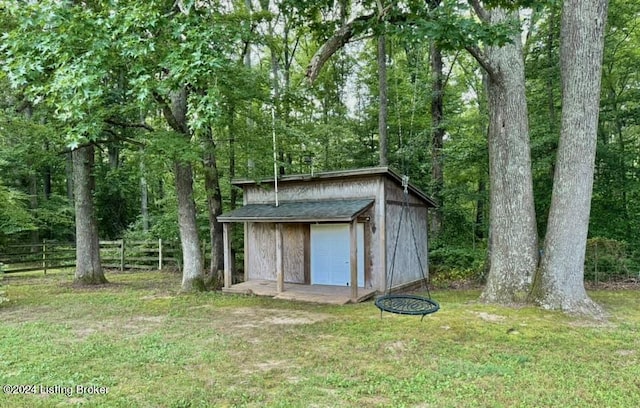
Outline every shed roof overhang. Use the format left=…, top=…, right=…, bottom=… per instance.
left=217, top=199, right=374, bottom=223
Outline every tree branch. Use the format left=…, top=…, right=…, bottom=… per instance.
left=522, top=8, right=538, bottom=62
left=307, top=1, right=499, bottom=82
left=105, top=118, right=155, bottom=132
left=305, top=13, right=376, bottom=84
left=442, top=50, right=461, bottom=90
left=95, top=136, right=145, bottom=147
left=468, top=0, right=489, bottom=23
left=153, top=91, right=188, bottom=134
left=465, top=45, right=496, bottom=77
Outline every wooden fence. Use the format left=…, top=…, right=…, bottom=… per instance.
left=0, top=239, right=182, bottom=274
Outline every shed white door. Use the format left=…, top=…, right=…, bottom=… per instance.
left=310, top=223, right=364, bottom=287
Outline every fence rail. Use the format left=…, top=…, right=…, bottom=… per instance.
left=0, top=239, right=182, bottom=274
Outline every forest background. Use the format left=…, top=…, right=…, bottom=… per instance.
left=0, top=0, right=638, bottom=298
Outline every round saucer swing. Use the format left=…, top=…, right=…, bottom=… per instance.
left=374, top=176, right=439, bottom=321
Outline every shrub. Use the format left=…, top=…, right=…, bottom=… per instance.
left=584, top=237, right=637, bottom=282
left=429, top=243, right=486, bottom=286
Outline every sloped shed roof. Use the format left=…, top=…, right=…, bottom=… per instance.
left=218, top=199, right=374, bottom=223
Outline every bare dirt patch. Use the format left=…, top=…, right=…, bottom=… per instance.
left=385, top=340, right=408, bottom=353
left=229, top=307, right=330, bottom=327
left=1, top=305, right=58, bottom=324
left=69, top=315, right=167, bottom=340
left=141, top=294, right=175, bottom=301
left=471, top=311, right=506, bottom=322
left=244, top=359, right=290, bottom=374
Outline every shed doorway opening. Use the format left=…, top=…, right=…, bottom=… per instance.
left=310, top=223, right=364, bottom=287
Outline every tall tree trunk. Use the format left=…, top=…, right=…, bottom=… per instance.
left=73, top=144, right=107, bottom=285
left=228, top=108, right=239, bottom=274
left=530, top=0, right=609, bottom=317
left=161, top=87, right=204, bottom=292
left=65, top=151, right=74, bottom=202
left=229, top=110, right=238, bottom=211
left=378, top=34, right=388, bottom=166
left=546, top=7, right=558, bottom=137
left=108, top=144, right=119, bottom=169
left=429, top=40, right=445, bottom=236
left=174, top=160, right=204, bottom=291
left=202, top=129, right=225, bottom=283
left=43, top=140, right=52, bottom=200
left=140, top=150, right=149, bottom=234
left=477, top=7, right=539, bottom=304
left=475, top=179, right=486, bottom=239
left=43, top=166, right=52, bottom=200
left=264, top=3, right=285, bottom=176
left=140, top=175, right=149, bottom=233
left=29, top=174, right=39, bottom=247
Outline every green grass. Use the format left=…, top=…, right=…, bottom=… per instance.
left=1, top=270, right=639, bottom=407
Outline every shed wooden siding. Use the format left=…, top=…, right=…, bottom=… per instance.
left=374, top=177, right=387, bottom=292
left=246, top=223, right=276, bottom=281
left=246, top=220, right=377, bottom=287
left=246, top=223, right=309, bottom=283
left=385, top=203, right=429, bottom=288
left=384, top=178, right=430, bottom=289
left=283, top=224, right=308, bottom=283
left=384, top=177, right=424, bottom=206
left=244, top=177, right=380, bottom=204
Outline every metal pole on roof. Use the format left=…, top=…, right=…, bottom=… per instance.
left=271, top=104, right=279, bottom=207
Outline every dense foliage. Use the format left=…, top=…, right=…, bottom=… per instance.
left=0, top=0, right=638, bottom=282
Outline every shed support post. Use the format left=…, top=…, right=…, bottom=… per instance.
left=276, top=223, right=284, bottom=293
left=350, top=219, right=358, bottom=301
left=223, top=223, right=232, bottom=289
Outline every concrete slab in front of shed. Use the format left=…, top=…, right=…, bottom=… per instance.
left=222, top=280, right=376, bottom=305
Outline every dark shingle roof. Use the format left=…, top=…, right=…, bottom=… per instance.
left=217, top=199, right=374, bottom=223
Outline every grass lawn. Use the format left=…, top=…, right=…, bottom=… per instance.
left=1, top=269, right=639, bottom=408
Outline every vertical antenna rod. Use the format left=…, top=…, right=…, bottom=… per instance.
left=271, top=104, right=279, bottom=207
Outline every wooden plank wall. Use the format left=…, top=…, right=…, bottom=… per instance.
left=384, top=178, right=429, bottom=289
left=370, top=178, right=386, bottom=292
left=282, top=224, right=308, bottom=284
left=246, top=223, right=309, bottom=283
left=245, top=177, right=379, bottom=204
left=247, top=223, right=276, bottom=280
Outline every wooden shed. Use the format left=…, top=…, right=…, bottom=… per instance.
left=217, top=167, right=437, bottom=304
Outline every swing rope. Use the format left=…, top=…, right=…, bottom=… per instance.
left=375, top=47, right=438, bottom=320
left=376, top=176, right=439, bottom=321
